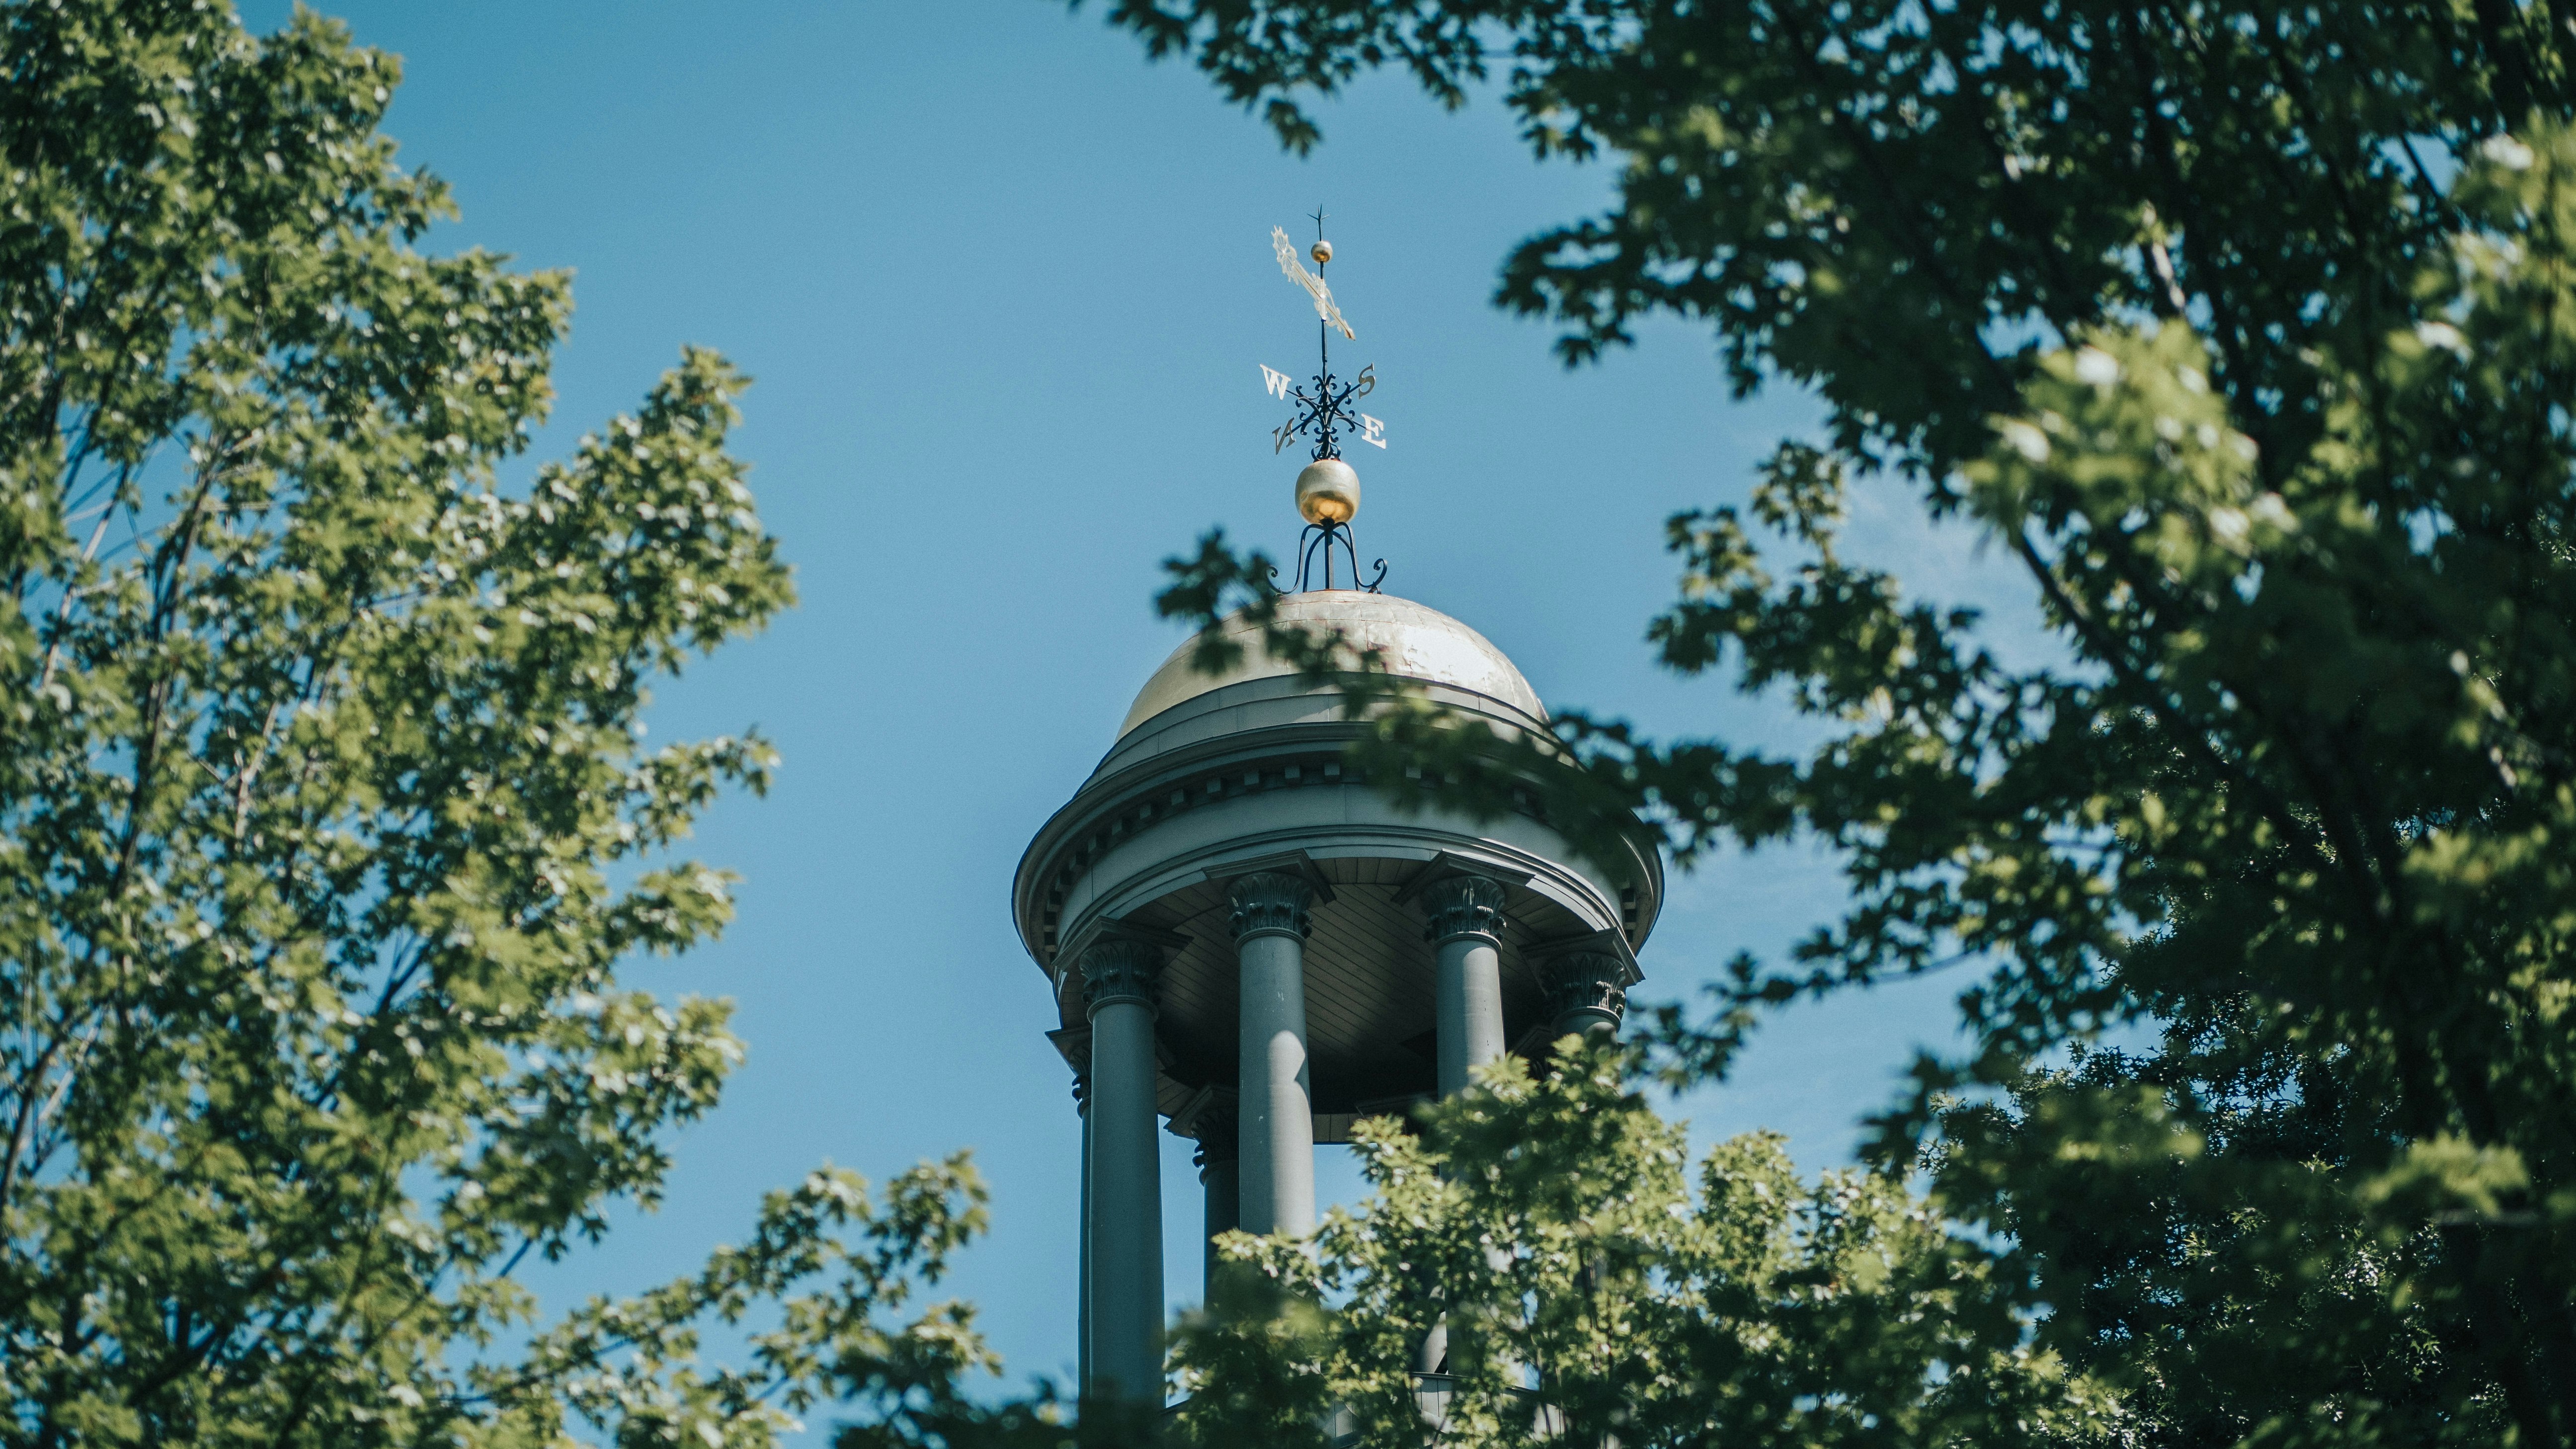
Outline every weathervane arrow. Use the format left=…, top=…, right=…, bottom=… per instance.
left=1273, top=226, right=1354, bottom=340
left=1259, top=216, right=1386, bottom=462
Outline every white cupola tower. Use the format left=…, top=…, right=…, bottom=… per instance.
left=1010, top=221, right=1662, bottom=1407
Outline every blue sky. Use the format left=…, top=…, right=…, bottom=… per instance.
left=237, top=0, right=2028, bottom=1419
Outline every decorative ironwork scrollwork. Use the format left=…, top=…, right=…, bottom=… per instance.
left=1294, top=519, right=1386, bottom=593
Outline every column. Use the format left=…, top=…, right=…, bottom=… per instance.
left=1542, top=950, right=1630, bottom=1040
left=1194, top=1104, right=1240, bottom=1301
left=1228, top=872, right=1316, bottom=1237
left=1074, top=1075, right=1093, bottom=1391
left=1417, top=876, right=1511, bottom=1378
left=1080, top=937, right=1166, bottom=1406
left=1423, top=875, right=1510, bottom=1098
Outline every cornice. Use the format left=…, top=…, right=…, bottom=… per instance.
left=1011, top=686, right=1668, bottom=977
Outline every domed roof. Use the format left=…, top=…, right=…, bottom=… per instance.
left=1117, top=590, right=1545, bottom=740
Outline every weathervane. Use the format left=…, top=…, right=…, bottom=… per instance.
left=1260, top=209, right=1387, bottom=593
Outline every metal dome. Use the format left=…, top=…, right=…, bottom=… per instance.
left=1116, top=591, right=1545, bottom=741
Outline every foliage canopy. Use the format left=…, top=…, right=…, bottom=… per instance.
left=0, top=3, right=1019, bottom=1444
left=1110, top=0, right=2576, bottom=1443
left=1171, top=1042, right=2111, bottom=1449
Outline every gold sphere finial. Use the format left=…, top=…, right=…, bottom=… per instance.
left=1310, top=238, right=1334, bottom=266
left=1295, top=458, right=1360, bottom=525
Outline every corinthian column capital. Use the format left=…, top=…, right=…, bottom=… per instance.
left=1191, top=1100, right=1240, bottom=1170
left=1541, top=950, right=1629, bottom=1033
left=1079, top=937, right=1164, bottom=1019
left=1421, top=874, right=1510, bottom=945
left=1227, top=871, right=1315, bottom=942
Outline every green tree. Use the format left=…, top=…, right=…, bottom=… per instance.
left=0, top=3, right=1019, bottom=1444
left=1169, top=1042, right=2112, bottom=1449
left=1109, top=1, right=2576, bottom=1443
